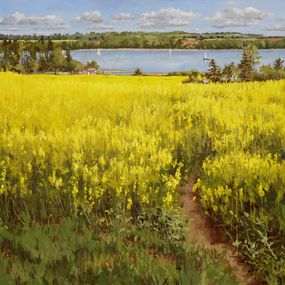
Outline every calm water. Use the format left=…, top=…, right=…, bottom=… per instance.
left=71, top=49, right=285, bottom=74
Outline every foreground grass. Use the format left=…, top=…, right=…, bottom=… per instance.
left=0, top=214, right=238, bottom=285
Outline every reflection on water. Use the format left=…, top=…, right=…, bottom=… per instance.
left=71, top=49, right=285, bottom=75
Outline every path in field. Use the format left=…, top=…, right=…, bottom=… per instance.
left=181, top=179, right=259, bottom=285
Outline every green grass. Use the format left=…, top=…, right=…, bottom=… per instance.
left=0, top=211, right=239, bottom=285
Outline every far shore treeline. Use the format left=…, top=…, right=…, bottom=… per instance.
left=1, top=31, right=285, bottom=50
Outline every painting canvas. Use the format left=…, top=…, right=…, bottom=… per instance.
left=0, top=1, right=285, bottom=284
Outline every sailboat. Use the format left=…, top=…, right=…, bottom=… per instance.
left=169, top=48, right=172, bottom=56
left=203, top=52, right=209, bottom=61
left=97, top=48, right=102, bottom=56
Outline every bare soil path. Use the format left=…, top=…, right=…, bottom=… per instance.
left=181, top=178, right=260, bottom=285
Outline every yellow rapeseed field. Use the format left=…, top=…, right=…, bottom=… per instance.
left=1, top=73, right=285, bottom=282
left=0, top=73, right=285, bottom=222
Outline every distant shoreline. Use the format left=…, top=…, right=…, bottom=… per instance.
left=74, top=48, right=285, bottom=52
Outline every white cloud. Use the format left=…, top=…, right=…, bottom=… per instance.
left=207, top=7, right=268, bottom=28
left=112, top=13, right=135, bottom=21
left=75, top=11, right=114, bottom=30
left=0, top=27, right=20, bottom=32
left=87, top=23, right=114, bottom=30
left=138, top=8, right=199, bottom=29
left=75, top=11, right=103, bottom=24
left=0, top=12, right=68, bottom=28
left=227, top=0, right=246, bottom=3
left=265, top=23, right=285, bottom=31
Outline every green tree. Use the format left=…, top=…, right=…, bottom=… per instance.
left=1, top=39, right=22, bottom=72
left=71, top=60, right=84, bottom=73
left=238, top=50, right=253, bottom=82
left=206, top=59, right=221, bottom=83
left=1, top=38, right=9, bottom=70
left=183, top=70, right=203, bottom=84
left=21, top=49, right=36, bottom=74
left=222, top=62, right=237, bottom=83
left=86, top=61, right=99, bottom=70
left=273, top=57, right=284, bottom=70
left=10, top=40, right=22, bottom=72
left=244, top=44, right=261, bottom=66
left=238, top=45, right=260, bottom=82
left=64, top=49, right=73, bottom=73
left=51, top=47, right=65, bottom=74
left=35, top=39, right=46, bottom=72
left=119, top=38, right=130, bottom=48
left=0, top=54, right=4, bottom=71
left=47, top=38, right=55, bottom=71
left=256, top=64, right=285, bottom=81
left=63, top=50, right=85, bottom=74
left=20, top=42, right=37, bottom=74
left=133, top=68, right=143, bottom=76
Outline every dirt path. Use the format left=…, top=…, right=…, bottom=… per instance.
left=181, top=178, right=259, bottom=285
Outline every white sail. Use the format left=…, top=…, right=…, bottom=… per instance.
left=97, top=48, right=102, bottom=56
left=203, top=52, right=209, bottom=60
left=169, top=48, right=172, bottom=55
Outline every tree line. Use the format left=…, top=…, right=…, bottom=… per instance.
left=1, top=32, right=285, bottom=50
left=0, top=31, right=262, bottom=41
left=182, top=45, right=285, bottom=83
left=0, top=39, right=85, bottom=74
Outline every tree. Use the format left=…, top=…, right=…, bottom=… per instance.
left=51, top=47, right=65, bottom=74
left=86, top=61, right=99, bottom=70
left=64, top=49, right=73, bottom=73
left=1, top=38, right=9, bottom=70
left=47, top=38, right=54, bottom=53
left=120, top=39, right=130, bottom=48
left=63, top=50, right=85, bottom=74
left=10, top=40, right=22, bottom=72
left=133, top=68, right=143, bottom=76
left=222, top=62, right=237, bottom=82
left=244, top=44, right=261, bottom=66
left=183, top=70, right=203, bottom=84
left=238, top=45, right=260, bottom=82
left=273, top=57, right=284, bottom=70
left=71, top=60, right=84, bottom=73
left=0, top=53, right=4, bottom=71
left=238, top=50, right=253, bottom=82
left=256, top=64, right=285, bottom=81
left=1, top=39, right=22, bottom=72
left=21, top=49, right=36, bottom=74
left=46, top=38, right=55, bottom=71
left=20, top=42, right=37, bottom=74
left=238, top=44, right=260, bottom=82
left=0, top=39, right=87, bottom=74
left=206, top=58, right=221, bottom=83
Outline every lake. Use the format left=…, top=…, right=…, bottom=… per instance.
left=71, top=49, right=285, bottom=75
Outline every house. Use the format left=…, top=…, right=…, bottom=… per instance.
left=182, top=38, right=200, bottom=48
left=78, top=67, right=97, bottom=75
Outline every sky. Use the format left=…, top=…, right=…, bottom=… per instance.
left=0, top=0, right=285, bottom=35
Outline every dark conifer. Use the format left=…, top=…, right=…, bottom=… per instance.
left=206, top=58, right=222, bottom=83
left=238, top=48, right=254, bottom=82
left=273, top=57, right=284, bottom=70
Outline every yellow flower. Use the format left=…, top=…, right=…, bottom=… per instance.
left=126, top=198, right=133, bottom=210
left=163, top=192, right=173, bottom=207
left=98, top=156, right=106, bottom=167
left=257, top=184, right=265, bottom=198
left=239, top=188, right=243, bottom=199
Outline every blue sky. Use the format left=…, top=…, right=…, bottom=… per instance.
left=0, top=0, right=285, bottom=35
